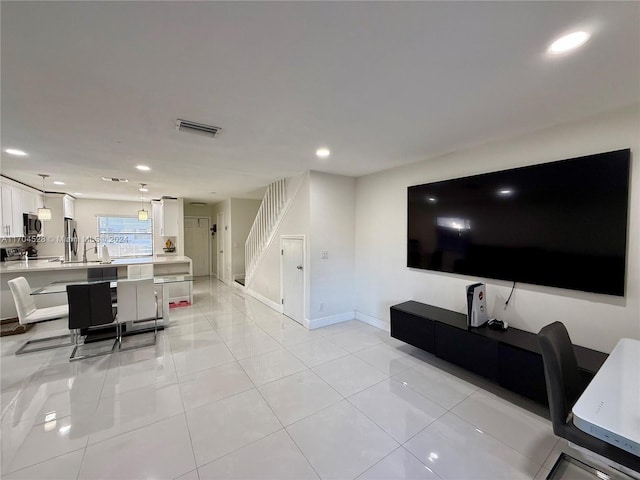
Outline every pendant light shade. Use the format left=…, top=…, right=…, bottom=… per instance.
left=37, top=207, right=52, bottom=221
left=138, top=184, right=148, bottom=221
left=37, top=174, right=52, bottom=221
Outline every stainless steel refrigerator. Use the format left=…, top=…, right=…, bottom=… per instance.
left=64, top=218, right=79, bottom=262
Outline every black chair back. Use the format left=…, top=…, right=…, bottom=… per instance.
left=67, top=284, right=92, bottom=330
left=538, top=321, right=586, bottom=435
left=67, top=282, right=115, bottom=330
left=89, top=282, right=116, bottom=326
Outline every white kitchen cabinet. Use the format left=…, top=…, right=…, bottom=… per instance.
left=160, top=198, right=178, bottom=237
left=1, top=185, right=12, bottom=236
left=22, top=189, right=38, bottom=214
left=63, top=195, right=74, bottom=219
left=0, top=183, right=24, bottom=237
left=11, top=188, right=23, bottom=235
left=1, top=185, right=19, bottom=236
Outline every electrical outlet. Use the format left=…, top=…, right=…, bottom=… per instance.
left=319, top=302, right=324, bottom=312
left=321, top=250, right=329, bottom=259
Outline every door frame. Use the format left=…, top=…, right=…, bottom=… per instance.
left=217, top=211, right=225, bottom=281
left=184, top=215, right=211, bottom=277
left=280, top=234, right=306, bottom=322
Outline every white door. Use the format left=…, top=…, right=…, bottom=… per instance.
left=184, top=217, right=210, bottom=277
left=282, top=237, right=304, bottom=325
left=217, top=212, right=225, bottom=281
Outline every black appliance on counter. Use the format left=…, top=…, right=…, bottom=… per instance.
left=1, top=247, right=25, bottom=262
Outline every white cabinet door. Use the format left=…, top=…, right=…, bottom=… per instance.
left=161, top=198, right=178, bottom=237
left=0, top=185, right=11, bottom=236
left=0, top=184, right=25, bottom=236
left=11, top=187, right=23, bottom=236
left=63, top=195, right=74, bottom=219
left=22, top=190, right=35, bottom=214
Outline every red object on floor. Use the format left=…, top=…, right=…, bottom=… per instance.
left=169, top=301, right=191, bottom=309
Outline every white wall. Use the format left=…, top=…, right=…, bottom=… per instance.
left=75, top=198, right=151, bottom=260
left=309, top=171, right=356, bottom=321
left=354, top=105, right=640, bottom=353
left=35, top=194, right=66, bottom=257
left=184, top=202, right=216, bottom=274
left=230, top=198, right=261, bottom=279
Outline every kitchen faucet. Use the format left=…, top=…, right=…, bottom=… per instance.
left=82, top=237, right=98, bottom=263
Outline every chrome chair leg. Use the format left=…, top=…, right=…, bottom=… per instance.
left=15, top=332, right=74, bottom=355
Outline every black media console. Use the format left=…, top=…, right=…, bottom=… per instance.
left=390, top=301, right=608, bottom=405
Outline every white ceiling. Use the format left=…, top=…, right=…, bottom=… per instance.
left=1, top=1, right=638, bottom=203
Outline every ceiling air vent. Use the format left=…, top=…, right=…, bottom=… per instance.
left=101, top=177, right=129, bottom=183
left=176, top=119, right=221, bottom=138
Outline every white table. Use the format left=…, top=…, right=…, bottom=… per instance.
left=572, top=338, right=640, bottom=457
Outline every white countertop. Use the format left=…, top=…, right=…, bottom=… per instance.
left=0, top=255, right=192, bottom=273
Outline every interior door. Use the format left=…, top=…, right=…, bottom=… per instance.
left=217, top=212, right=225, bottom=281
left=184, top=217, right=210, bottom=277
left=282, top=237, right=304, bottom=325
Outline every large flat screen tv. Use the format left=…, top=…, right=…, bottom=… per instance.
left=407, top=149, right=630, bottom=296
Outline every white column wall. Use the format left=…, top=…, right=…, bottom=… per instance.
left=230, top=198, right=261, bottom=279
left=309, top=171, right=356, bottom=323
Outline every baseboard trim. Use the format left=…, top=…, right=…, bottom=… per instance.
left=355, top=311, right=390, bottom=332
left=245, top=288, right=283, bottom=314
left=305, top=311, right=355, bottom=330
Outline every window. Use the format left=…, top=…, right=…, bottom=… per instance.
left=97, top=216, right=152, bottom=258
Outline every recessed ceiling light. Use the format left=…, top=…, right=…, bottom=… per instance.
left=548, top=31, right=590, bottom=55
left=73, top=192, right=83, bottom=196
left=316, top=148, right=330, bottom=158
left=4, top=148, right=27, bottom=156
left=53, top=181, right=65, bottom=185
left=498, top=188, right=514, bottom=196
left=136, top=165, right=151, bottom=171
left=139, top=186, right=149, bottom=192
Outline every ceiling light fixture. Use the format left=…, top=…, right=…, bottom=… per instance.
left=138, top=184, right=148, bottom=221
left=136, top=165, right=151, bottom=171
left=548, top=31, right=590, bottom=54
left=138, top=186, right=149, bottom=192
left=316, top=148, right=331, bottom=158
left=4, top=148, right=27, bottom=156
left=53, top=181, right=65, bottom=185
left=37, top=174, right=52, bottom=221
left=101, top=177, right=128, bottom=183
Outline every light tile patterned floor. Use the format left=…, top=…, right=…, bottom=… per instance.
left=0, top=277, right=613, bottom=479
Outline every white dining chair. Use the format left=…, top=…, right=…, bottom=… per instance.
left=116, top=277, right=158, bottom=351
left=8, top=276, right=73, bottom=355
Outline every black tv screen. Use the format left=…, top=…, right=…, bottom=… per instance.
left=407, top=149, right=630, bottom=296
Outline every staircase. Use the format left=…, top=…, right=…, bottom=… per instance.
left=244, top=178, right=287, bottom=284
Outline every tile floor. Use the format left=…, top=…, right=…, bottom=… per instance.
left=0, top=277, right=623, bottom=479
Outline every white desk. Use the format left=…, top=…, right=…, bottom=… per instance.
left=572, top=338, right=640, bottom=457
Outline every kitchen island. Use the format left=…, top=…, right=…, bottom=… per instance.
left=0, top=256, right=192, bottom=320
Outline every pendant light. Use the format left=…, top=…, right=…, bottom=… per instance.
left=138, top=184, right=148, bottom=221
left=37, top=174, right=52, bottom=221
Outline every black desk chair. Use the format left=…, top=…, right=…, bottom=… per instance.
left=67, top=282, right=118, bottom=361
left=538, top=322, right=640, bottom=474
